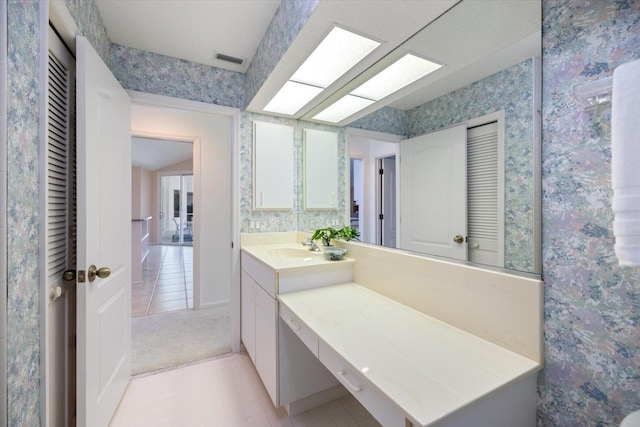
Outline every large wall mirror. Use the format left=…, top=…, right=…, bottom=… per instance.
left=341, top=1, right=542, bottom=275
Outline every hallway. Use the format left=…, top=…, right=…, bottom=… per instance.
left=130, top=245, right=230, bottom=375
left=132, top=245, right=193, bottom=317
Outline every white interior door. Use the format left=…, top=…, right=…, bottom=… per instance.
left=76, top=36, right=132, bottom=427
left=399, top=125, right=467, bottom=260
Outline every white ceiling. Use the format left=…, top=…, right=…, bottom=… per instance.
left=132, top=137, right=193, bottom=171
left=95, top=0, right=281, bottom=73
left=101, top=0, right=541, bottom=166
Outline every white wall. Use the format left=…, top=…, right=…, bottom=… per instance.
left=131, top=166, right=153, bottom=219
left=131, top=104, right=232, bottom=308
left=342, top=241, right=543, bottom=364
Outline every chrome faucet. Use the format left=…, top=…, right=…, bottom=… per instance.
left=301, top=238, right=320, bottom=252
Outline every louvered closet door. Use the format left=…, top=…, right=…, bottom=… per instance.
left=46, top=25, right=76, bottom=427
left=467, top=122, right=503, bottom=267
left=48, top=34, right=76, bottom=280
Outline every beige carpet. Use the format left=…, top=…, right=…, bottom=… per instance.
left=131, top=306, right=231, bottom=375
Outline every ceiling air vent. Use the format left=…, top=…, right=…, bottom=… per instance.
left=214, top=52, right=244, bottom=65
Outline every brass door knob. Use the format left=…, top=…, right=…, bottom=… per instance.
left=453, top=235, right=464, bottom=244
left=88, top=265, right=111, bottom=282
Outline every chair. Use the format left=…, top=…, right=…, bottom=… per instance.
left=172, top=218, right=193, bottom=242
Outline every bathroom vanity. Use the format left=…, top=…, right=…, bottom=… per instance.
left=240, top=233, right=543, bottom=426
left=240, top=238, right=354, bottom=410
left=279, top=283, right=539, bottom=427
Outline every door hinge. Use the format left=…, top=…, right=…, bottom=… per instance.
left=231, top=241, right=234, bottom=249
left=379, top=168, right=384, bottom=175
left=379, top=213, right=384, bottom=220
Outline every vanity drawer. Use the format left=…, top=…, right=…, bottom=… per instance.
left=318, top=341, right=406, bottom=427
left=241, top=251, right=277, bottom=297
left=279, top=303, right=319, bottom=356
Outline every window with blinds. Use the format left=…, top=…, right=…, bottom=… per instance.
left=467, top=121, right=502, bottom=267
left=47, top=47, right=76, bottom=280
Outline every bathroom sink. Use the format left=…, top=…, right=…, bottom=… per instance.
left=267, top=248, right=317, bottom=259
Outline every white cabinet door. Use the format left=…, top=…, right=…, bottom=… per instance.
left=241, top=272, right=257, bottom=364
left=304, top=129, right=338, bottom=209
left=253, top=121, right=294, bottom=209
left=255, top=284, right=278, bottom=406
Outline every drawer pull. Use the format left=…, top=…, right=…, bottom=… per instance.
left=286, top=317, right=301, bottom=331
left=337, top=370, right=362, bottom=392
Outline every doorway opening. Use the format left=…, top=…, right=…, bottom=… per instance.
left=378, top=155, right=397, bottom=247
left=347, top=128, right=403, bottom=246
left=128, top=97, right=237, bottom=376
left=349, top=158, right=363, bottom=234
left=131, top=137, right=195, bottom=317
left=130, top=138, right=225, bottom=375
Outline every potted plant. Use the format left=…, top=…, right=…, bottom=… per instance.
left=337, top=225, right=360, bottom=242
left=311, top=226, right=360, bottom=247
left=311, top=227, right=339, bottom=247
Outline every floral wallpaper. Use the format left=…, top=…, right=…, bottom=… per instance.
left=6, top=0, right=42, bottom=424
left=539, top=0, right=640, bottom=425
left=349, top=105, right=409, bottom=137
left=1, top=1, right=7, bottom=422
left=111, top=44, right=246, bottom=109
left=245, top=0, right=319, bottom=109
left=63, top=0, right=110, bottom=64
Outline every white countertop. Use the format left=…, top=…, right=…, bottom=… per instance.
left=241, top=243, right=354, bottom=271
left=278, top=283, right=540, bottom=427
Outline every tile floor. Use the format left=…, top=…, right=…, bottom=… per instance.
left=124, top=246, right=379, bottom=425
left=132, top=245, right=193, bottom=317
left=111, top=353, right=381, bottom=427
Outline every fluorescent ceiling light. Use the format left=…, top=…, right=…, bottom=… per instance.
left=263, top=26, right=380, bottom=116
left=312, top=95, right=375, bottom=123
left=264, top=81, right=324, bottom=115
left=291, top=27, right=381, bottom=88
left=350, top=54, right=442, bottom=100
left=311, top=53, right=443, bottom=123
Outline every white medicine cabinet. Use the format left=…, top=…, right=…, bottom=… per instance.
left=253, top=121, right=294, bottom=210
left=304, top=129, right=338, bottom=210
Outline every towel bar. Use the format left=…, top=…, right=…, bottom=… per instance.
left=574, top=76, right=613, bottom=109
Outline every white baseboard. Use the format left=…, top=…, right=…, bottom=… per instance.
left=199, top=299, right=231, bottom=309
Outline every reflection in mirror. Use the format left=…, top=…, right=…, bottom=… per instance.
left=332, top=0, right=542, bottom=275
left=348, top=132, right=402, bottom=246
left=303, top=129, right=339, bottom=209
left=347, top=58, right=541, bottom=274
